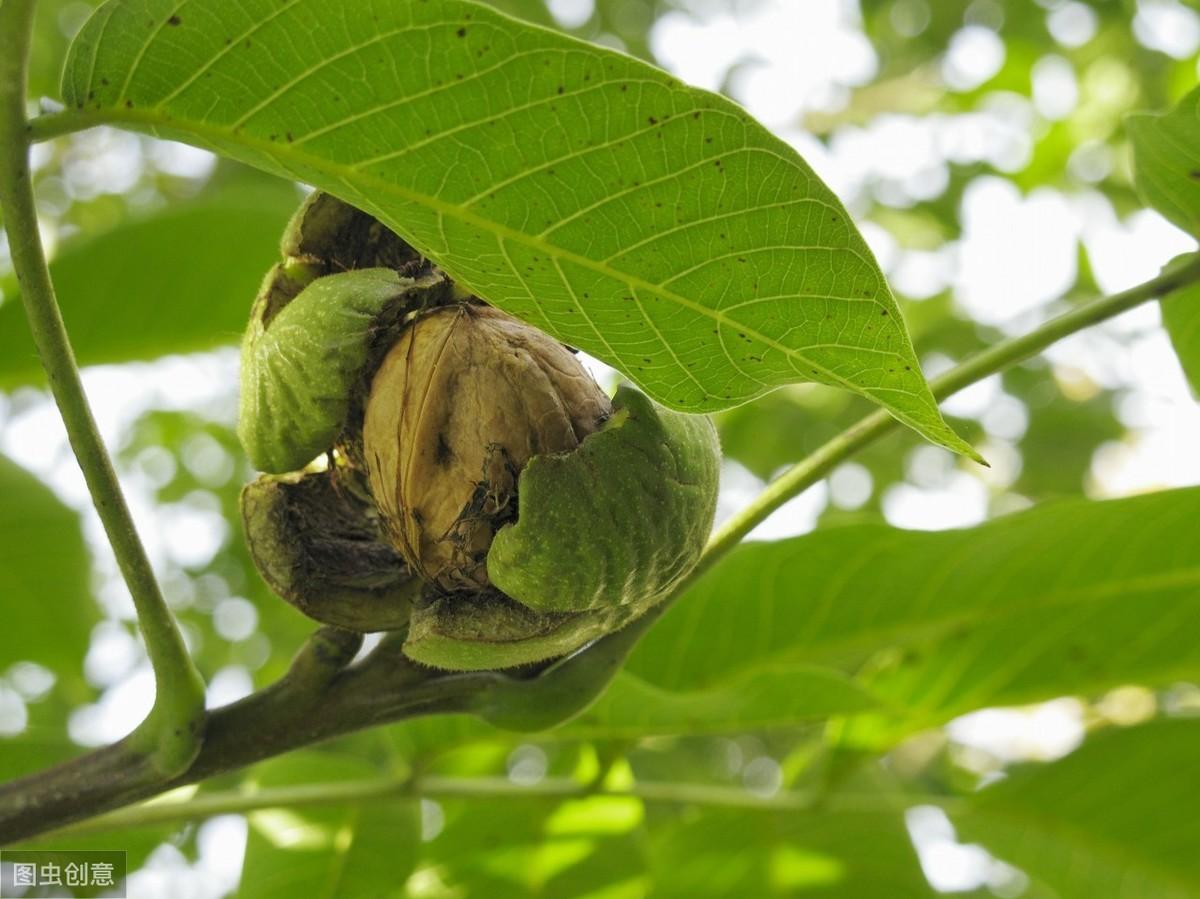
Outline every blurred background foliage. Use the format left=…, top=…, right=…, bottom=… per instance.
left=1, top=0, right=1198, bottom=896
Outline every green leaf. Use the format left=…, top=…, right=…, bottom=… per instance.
left=0, top=180, right=298, bottom=387
left=955, top=719, right=1200, bottom=898
left=60, top=0, right=976, bottom=459
left=1128, top=85, right=1200, bottom=237
left=1162, top=277, right=1200, bottom=397
left=424, top=796, right=615, bottom=897
left=649, top=806, right=934, bottom=897
left=28, top=0, right=101, bottom=100
left=559, top=666, right=880, bottom=738
left=239, top=752, right=419, bottom=899
left=0, top=454, right=97, bottom=671
left=626, top=488, right=1200, bottom=731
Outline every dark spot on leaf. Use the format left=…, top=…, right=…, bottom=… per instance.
left=124, top=99, right=134, bottom=108
left=435, top=434, right=453, bottom=465
left=880, top=309, right=888, bottom=316
left=167, top=14, right=181, bottom=25
left=456, top=26, right=467, bottom=37
left=557, top=85, right=564, bottom=94
left=648, top=116, right=658, bottom=125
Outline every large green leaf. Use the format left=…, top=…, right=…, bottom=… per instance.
left=0, top=454, right=97, bottom=671
left=239, top=752, right=419, bottom=899
left=955, top=719, right=1200, bottom=898
left=560, top=666, right=880, bottom=738
left=648, top=804, right=935, bottom=898
left=1128, top=85, right=1200, bottom=237
left=0, top=180, right=297, bottom=387
left=626, top=488, right=1200, bottom=731
left=1162, top=277, right=1200, bottom=397
left=58, top=0, right=975, bottom=459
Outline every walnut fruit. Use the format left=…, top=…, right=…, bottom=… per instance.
left=238, top=192, right=721, bottom=672
left=362, top=304, right=612, bottom=592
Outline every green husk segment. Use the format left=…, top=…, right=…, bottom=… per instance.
left=402, top=386, right=720, bottom=670
left=489, top=385, right=720, bottom=614
left=402, top=589, right=624, bottom=671
left=238, top=267, right=445, bottom=473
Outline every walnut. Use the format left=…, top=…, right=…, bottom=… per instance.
left=362, top=304, right=612, bottom=592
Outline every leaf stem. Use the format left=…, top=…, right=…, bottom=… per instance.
left=0, top=0, right=205, bottom=776
left=696, top=252, right=1200, bottom=575
left=26, top=108, right=107, bottom=142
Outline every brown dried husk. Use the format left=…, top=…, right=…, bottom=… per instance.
left=363, top=304, right=612, bottom=592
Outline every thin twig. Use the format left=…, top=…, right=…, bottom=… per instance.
left=45, top=772, right=967, bottom=839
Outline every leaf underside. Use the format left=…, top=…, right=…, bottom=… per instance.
left=61, top=0, right=976, bottom=459
left=1128, top=85, right=1200, bottom=238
